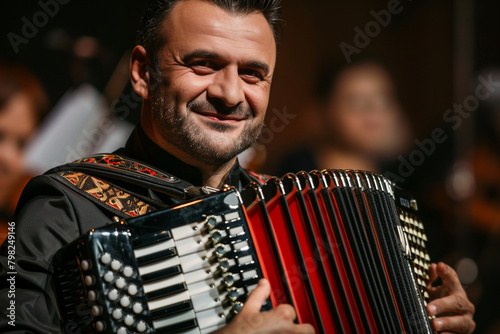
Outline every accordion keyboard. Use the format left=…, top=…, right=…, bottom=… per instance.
left=54, top=190, right=268, bottom=334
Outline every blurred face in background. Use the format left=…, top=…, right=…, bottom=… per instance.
left=325, top=63, right=410, bottom=159
left=0, top=93, right=37, bottom=205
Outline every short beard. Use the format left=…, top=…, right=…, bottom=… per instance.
left=151, top=90, right=264, bottom=167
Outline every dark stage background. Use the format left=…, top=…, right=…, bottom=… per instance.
left=2, top=1, right=500, bottom=332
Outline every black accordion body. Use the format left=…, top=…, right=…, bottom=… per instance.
left=54, top=170, right=433, bottom=334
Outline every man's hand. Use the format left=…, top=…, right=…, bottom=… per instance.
left=426, top=262, right=475, bottom=334
left=213, top=278, right=315, bottom=334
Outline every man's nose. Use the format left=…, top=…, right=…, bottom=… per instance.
left=206, top=66, right=245, bottom=108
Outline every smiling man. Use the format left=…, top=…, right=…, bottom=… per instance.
left=133, top=0, right=275, bottom=188
left=0, top=0, right=474, bottom=333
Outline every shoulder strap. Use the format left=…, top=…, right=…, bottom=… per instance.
left=46, top=154, right=206, bottom=199
left=50, top=170, right=157, bottom=218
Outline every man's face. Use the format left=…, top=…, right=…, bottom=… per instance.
left=149, top=0, right=276, bottom=167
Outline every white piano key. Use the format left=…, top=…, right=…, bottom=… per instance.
left=229, top=226, right=245, bottom=236
left=143, top=272, right=186, bottom=294
left=246, top=283, right=258, bottom=293
left=138, top=256, right=180, bottom=276
left=179, top=328, right=201, bottom=334
left=134, top=239, right=175, bottom=258
left=171, top=221, right=204, bottom=240
left=196, top=305, right=227, bottom=329
left=237, top=254, right=254, bottom=265
left=201, top=325, right=223, bottom=334
left=191, top=289, right=223, bottom=313
left=224, top=211, right=240, bottom=222
left=187, top=278, right=216, bottom=296
left=176, top=235, right=207, bottom=256
left=153, top=309, right=196, bottom=329
left=234, top=240, right=249, bottom=251
left=148, top=290, right=191, bottom=311
left=184, top=268, right=213, bottom=285
left=242, top=269, right=258, bottom=280
left=179, top=251, right=211, bottom=273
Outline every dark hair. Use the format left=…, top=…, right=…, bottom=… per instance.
left=136, top=0, right=282, bottom=66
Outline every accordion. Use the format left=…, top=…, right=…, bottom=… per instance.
left=54, top=170, right=433, bottom=334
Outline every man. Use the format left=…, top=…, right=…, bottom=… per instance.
left=0, top=0, right=474, bottom=333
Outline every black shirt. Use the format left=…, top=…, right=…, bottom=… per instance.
left=0, top=126, right=260, bottom=333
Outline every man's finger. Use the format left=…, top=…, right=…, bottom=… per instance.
left=239, top=278, right=271, bottom=315
left=427, top=282, right=445, bottom=301
left=431, top=315, right=475, bottom=334
left=427, top=294, right=474, bottom=317
left=436, top=262, right=463, bottom=293
left=428, top=262, right=439, bottom=286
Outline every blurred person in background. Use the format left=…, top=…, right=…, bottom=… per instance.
left=277, top=57, right=411, bottom=175
left=0, top=61, right=48, bottom=243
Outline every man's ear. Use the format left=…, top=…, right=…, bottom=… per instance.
left=130, top=45, right=152, bottom=99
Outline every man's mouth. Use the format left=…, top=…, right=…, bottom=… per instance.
left=192, top=110, right=247, bottom=122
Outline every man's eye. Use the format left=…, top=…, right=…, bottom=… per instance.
left=239, top=69, right=263, bottom=83
left=191, top=61, right=216, bottom=74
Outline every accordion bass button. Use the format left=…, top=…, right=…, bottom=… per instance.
left=112, top=308, right=123, bottom=320
left=108, top=289, right=119, bottom=301
left=124, top=314, right=135, bottom=326
left=127, top=284, right=138, bottom=296
left=120, top=295, right=131, bottom=308
left=136, top=320, right=147, bottom=332
left=111, top=259, right=123, bottom=271
left=100, top=253, right=112, bottom=265
left=122, top=266, right=134, bottom=277
left=103, top=271, right=114, bottom=283
left=132, top=302, right=143, bottom=314
left=116, top=277, right=127, bottom=289
left=116, top=327, right=127, bottom=334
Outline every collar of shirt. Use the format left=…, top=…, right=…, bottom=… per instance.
left=119, top=125, right=248, bottom=189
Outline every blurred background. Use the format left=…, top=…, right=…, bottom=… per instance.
left=1, top=0, right=500, bottom=332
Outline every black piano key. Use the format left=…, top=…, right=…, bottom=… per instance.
left=132, top=231, right=172, bottom=249
left=154, top=318, right=198, bottom=334
left=145, top=282, right=187, bottom=300
left=136, top=247, right=177, bottom=266
left=141, top=265, right=182, bottom=283
left=150, top=300, right=194, bottom=320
